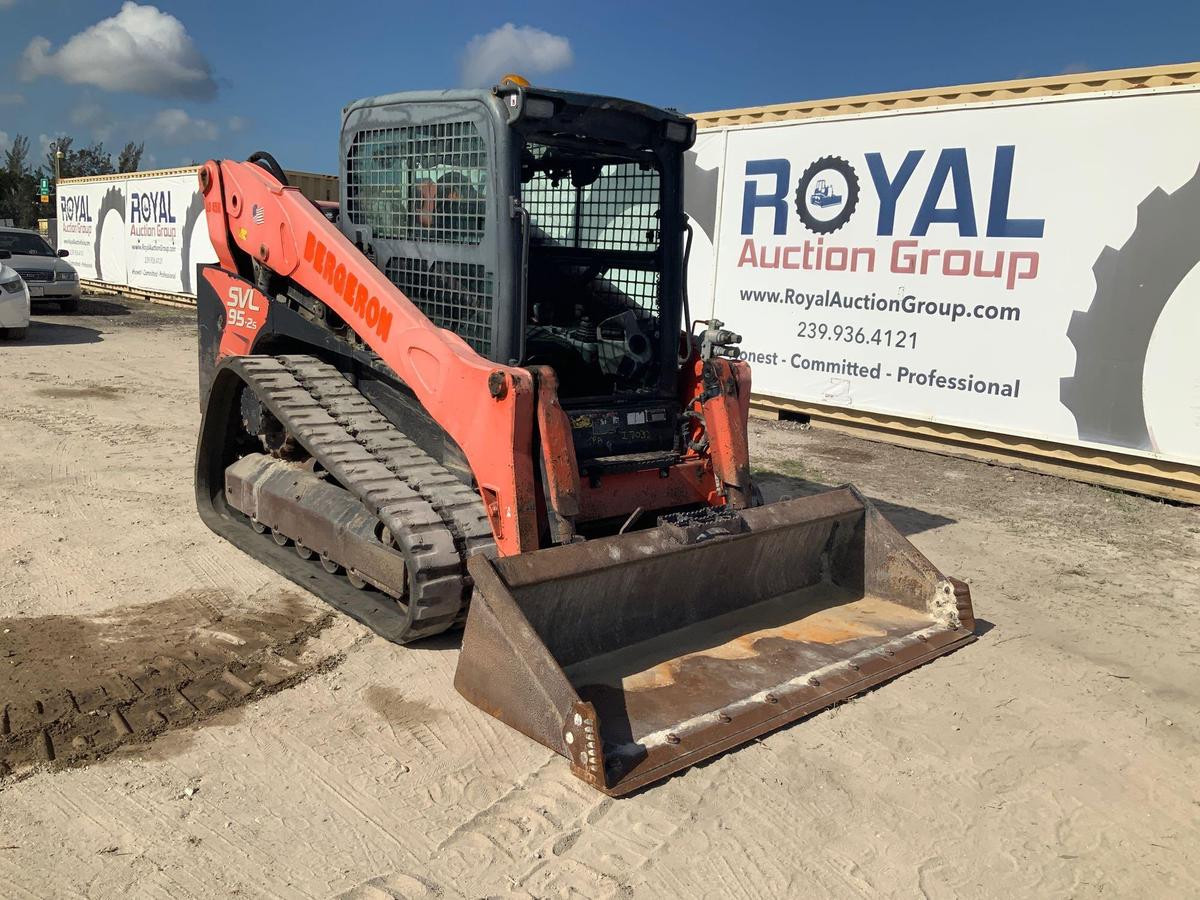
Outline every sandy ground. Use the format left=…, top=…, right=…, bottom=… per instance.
left=0, top=296, right=1197, bottom=898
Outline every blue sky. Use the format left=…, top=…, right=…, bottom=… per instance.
left=0, top=0, right=1197, bottom=174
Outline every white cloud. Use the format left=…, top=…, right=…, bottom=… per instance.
left=37, top=133, right=54, bottom=156
left=0, top=92, right=23, bottom=105
left=460, top=23, right=572, bottom=88
left=227, top=115, right=249, bottom=132
left=150, top=108, right=219, bottom=144
left=70, top=103, right=104, bottom=126
left=71, top=103, right=114, bottom=141
left=0, top=132, right=10, bottom=156
left=20, top=2, right=216, bottom=100
left=0, top=0, right=17, bottom=9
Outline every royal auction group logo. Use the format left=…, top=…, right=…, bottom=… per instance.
left=794, top=156, right=860, bottom=234
left=736, top=146, right=1046, bottom=290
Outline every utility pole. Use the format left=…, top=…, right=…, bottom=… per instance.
left=54, top=148, right=63, bottom=248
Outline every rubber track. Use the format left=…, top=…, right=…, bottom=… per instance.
left=231, top=356, right=492, bottom=640
left=279, top=356, right=494, bottom=560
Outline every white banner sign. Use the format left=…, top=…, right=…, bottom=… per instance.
left=125, top=173, right=213, bottom=294
left=58, top=170, right=215, bottom=295
left=687, top=87, right=1200, bottom=466
left=56, top=181, right=126, bottom=283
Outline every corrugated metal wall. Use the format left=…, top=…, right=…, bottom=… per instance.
left=691, top=62, right=1200, bottom=128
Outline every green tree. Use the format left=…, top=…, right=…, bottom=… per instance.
left=74, top=142, right=115, bottom=177
left=0, top=135, right=39, bottom=228
left=5, top=134, right=31, bottom=176
left=117, top=141, right=144, bottom=173
left=45, top=136, right=116, bottom=179
left=44, top=136, right=73, bottom=177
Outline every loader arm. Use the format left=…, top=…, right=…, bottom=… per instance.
left=199, top=158, right=539, bottom=553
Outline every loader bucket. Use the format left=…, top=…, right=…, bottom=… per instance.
left=455, top=486, right=976, bottom=796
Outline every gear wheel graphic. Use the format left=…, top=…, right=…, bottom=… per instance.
left=179, top=190, right=206, bottom=294
left=794, top=155, right=860, bottom=234
left=683, top=149, right=721, bottom=243
left=1060, top=162, right=1200, bottom=451
left=94, top=185, right=125, bottom=282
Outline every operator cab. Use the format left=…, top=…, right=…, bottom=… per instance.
left=517, top=126, right=668, bottom=397
left=509, top=85, right=694, bottom=404
left=340, top=83, right=695, bottom=461
left=340, top=83, right=694, bottom=390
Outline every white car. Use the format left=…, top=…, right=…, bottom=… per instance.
left=0, top=226, right=81, bottom=312
left=0, top=251, right=31, bottom=340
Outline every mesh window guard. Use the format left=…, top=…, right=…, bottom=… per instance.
left=522, top=155, right=661, bottom=253
left=588, top=267, right=660, bottom=316
left=385, top=257, right=494, bottom=357
left=523, top=145, right=664, bottom=317
left=347, top=122, right=488, bottom=245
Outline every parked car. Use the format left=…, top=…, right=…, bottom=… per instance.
left=0, top=226, right=81, bottom=312
left=0, top=250, right=31, bottom=340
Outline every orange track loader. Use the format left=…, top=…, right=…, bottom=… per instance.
left=194, top=82, right=976, bottom=795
